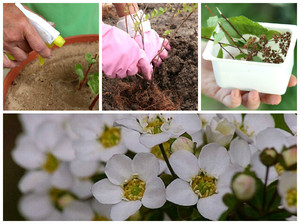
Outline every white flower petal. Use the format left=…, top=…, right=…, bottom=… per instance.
left=70, top=115, right=102, bottom=139
left=190, top=130, right=204, bottom=147
left=122, top=128, right=150, bottom=153
left=98, top=143, right=128, bottom=162
left=278, top=172, right=297, bottom=214
left=169, top=150, right=199, bottom=181
left=92, top=179, right=123, bottom=204
left=52, top=138, right=75, bottom=161
left=132, top=153, right=160, bottom=181
left=158, top=159, right=168, bottom=174
left=114, top=117, right=143, bottom=133
left=110, top=201, right=142, bottom=221
left=63, top=201, right=94, bottom=221
left=221, top=114, right=242, bottom=124
left=140, top=133, right=172, bottom=148
left=45, top=210, right=63, bottom=221
left=142, top=177, right=166, bottom=208
left=50, top=163, right=73, bottom=189
left=70, top=179, right=93, bottom=199
left=19, top=170, right=50, bottom=193
left=255, top=128, right=287, bottom=152
left=19, top=194, right=54, bottom=220
left=105, top=154, right=133, bottom=185
left=284, top=114, right=297, bottom=135
left=173, top=114, right=202, bottom=135
left=229, top=138, right=251, bottom=168
left=244, top=114, right=274, bottom=136
left=199, top=143, right=230, bottom=177
left=73, top=140, right=102, bottom=161
left=70, top=160, right=99, bottom=178
left=92, top=199, right=112, bottom=220
left=12, top=137, right=46, bottom=170
left=197, top=191, right=227, bottom=220
left=166, top=179, right=198, bottom=206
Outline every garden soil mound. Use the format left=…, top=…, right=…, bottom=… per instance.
left=102, top=3, right=198, bottom=110
left=5, top=42, right=99, bottom=110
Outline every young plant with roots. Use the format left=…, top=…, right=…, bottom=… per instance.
left=201, top=5, right=291, bottom=63
left=74, top=53, right=99, bottom=110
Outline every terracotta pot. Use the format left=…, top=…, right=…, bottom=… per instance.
left=3, top=34, right=99, bottom=109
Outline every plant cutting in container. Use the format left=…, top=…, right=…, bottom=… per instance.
left=201, top=5, right=297, bottom=95
left=102, top=3, right=198, bottom=110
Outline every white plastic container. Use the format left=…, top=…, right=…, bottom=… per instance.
left=202, top=22, right=297, bottom=95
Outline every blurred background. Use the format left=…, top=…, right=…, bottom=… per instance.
left=201, top=3, right=297, bottom=110
left=3, top=114, right=291, bottom=220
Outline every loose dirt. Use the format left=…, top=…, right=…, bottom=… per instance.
left=102, top=3, right=198, bottom=110
left=5, top=42, right=99, bottom=110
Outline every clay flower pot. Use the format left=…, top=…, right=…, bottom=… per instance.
left=3, top=34, right=99, bottom=109
left=203, top=23, right=297, bottom=95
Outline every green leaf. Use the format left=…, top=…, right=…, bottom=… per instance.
left=163, top=29, right=171, bottom=36
left=252, top=56, right=263, bottom=62
left=235, top=53, right=247, bottom=60
left=87, top=72, right=99, bottom=95
left=85, top=52, right=92, bottom=62
left=214, top=31, right=225, bottom=45
left=228, top=16, right=278, bottom=40
left=74, top=63, right=84, bottom=80
left=223, top=193, right=238, bottom=209
left=207, top=16, right=218, bottom=27
left=217, top=48, right=223, bottom=58
left=177, top=205, right=194, bottom=220
left=201, top=26, right=216, bottom=39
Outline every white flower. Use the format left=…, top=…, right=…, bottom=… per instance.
left=222, top=114, right=274, bottom=141
left=92, top=153, right=166, bottom=221
left=70, top=115, right=128, bottom=162
left=12, top=122, right=75, bottom=193
left=92, top=199, right=113, bottom=220
left=114, top=114, right=202, bottom=148
left=228, top=138, right=251, bottom=169
left=198, top=114, right=217, bottom=128
left=278, top=171, right=297, bottom=214
left=282, top=146, right=297, bottom=168
left=62, top=201, right=94, bottom=221
left=171, top=136, right=194, bottom=153
left=206, top=117, right=235, bottom=146
left=255, top=128, right=288, bottom=152
left=232, top=174, right=256, bottom=201
left=166, top=145, right=236, bottom=220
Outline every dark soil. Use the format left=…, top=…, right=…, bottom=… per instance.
left=5, top=42, right=99, bottom=110
left=102, top=3, right=198, bottom=110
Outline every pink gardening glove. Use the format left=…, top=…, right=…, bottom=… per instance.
left=102, top=23, right=153, bottom=80
left=134, top=29, right=171, bottom=67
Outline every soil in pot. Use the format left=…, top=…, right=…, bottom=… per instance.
left=102, top=3, right=198, bottom=110
left=5, top=42, right=99, bottom=110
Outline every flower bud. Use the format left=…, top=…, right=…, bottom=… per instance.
left=232, top=174, right=256, bottom=201
left=206, top=118, right=235, bottom=146
left=260, top=148, right=278, bottom=166
left=171, top=136, right=194, bottom=153
left=281, top=146, right=297, bottom=170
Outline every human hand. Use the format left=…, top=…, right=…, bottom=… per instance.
left=134, top=29, right=171, bottom=67
left=3, top=3, right=52, bottom=68
left=201, top=47, right=297, bottom=109
left=102, top=23, right=153, bottom=80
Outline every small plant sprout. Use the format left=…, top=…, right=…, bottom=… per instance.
left=74, top=52, right=99, bottom=110
left=201, top=6, right=291, bottom=63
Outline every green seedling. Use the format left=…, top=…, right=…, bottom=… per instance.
left=201, top=6, right=291, bottom=63
left=74, top=52, right=99, bottom=110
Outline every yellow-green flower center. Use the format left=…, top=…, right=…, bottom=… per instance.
left=99, top=126, right=121, bottom=148
left=151, top=141, right=171, bottom=160
left=275, top=163, right=285, bottom=175
left=234, top=121, right=254, bottom=137
left=43, top=153, right=59, bottom=173
left=123, top=176, right=146, bottom=201
left=143, top=116, right=165, bottom=134
left=286, top=188, right=297, bottom=207
left=191, top=171, right=217, bottom=198
left=93, top=215, right=110, bottom=221
left=49, top=188, right=75, bottom=210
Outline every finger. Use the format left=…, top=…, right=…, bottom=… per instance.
left=241, top=91, right=260, bottom=110
left=3, top=53, right=20, bottom=68
left=6, top=47, right=28, bottom=62
left=159, top=49, right=168, bottom=60
left=17, top=41, right=32, bottom=53
left=260, top=93, right=281, bottom=105
left=24, top=24, right=52, bottom=58
left=137, top=58, right=153, bottom=81
left=222, top=89, right=241, bottom=108
left=162, top=38, right=171, bottom=51
left=153, top=57, right=162, bottom=68
left=288, top=75, right=297, bottom=87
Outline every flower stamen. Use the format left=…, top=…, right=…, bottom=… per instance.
left=123, top=176, right=146, bottom=201
left=191, top=170, right=218, bottom=198
left=99, top=126, right=121, bottom=148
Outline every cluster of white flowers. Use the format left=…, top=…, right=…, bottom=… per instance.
left=12, top=114, right=297, bottom=221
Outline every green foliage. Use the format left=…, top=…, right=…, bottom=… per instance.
left=201, top=26, right=216, bottom=39
left=87, top=72, right=99, bottom=95
left=252, top=56, right=263, bottom=62
left=74, top=63, right=84, bottom=81
left=85, top=52, right=97, bottom=66
left=217, top=48, right=223, bottom=58
left=207, top=16, right=218, bottom=27
left=163, top=29, right=171, bottom=36
left=214, top=31, right=225, bottom=45
left=235, top=53, right=247, bottom=60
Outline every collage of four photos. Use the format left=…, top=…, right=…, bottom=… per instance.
left=2, top=1, right=298, bottom=221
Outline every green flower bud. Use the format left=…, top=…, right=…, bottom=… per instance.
left=260, top=148, right=278, bottom=166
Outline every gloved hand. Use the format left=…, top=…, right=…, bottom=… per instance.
left=117, top=10, right=171, bottom=67
left=102, top=23, right=153, bottom=80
